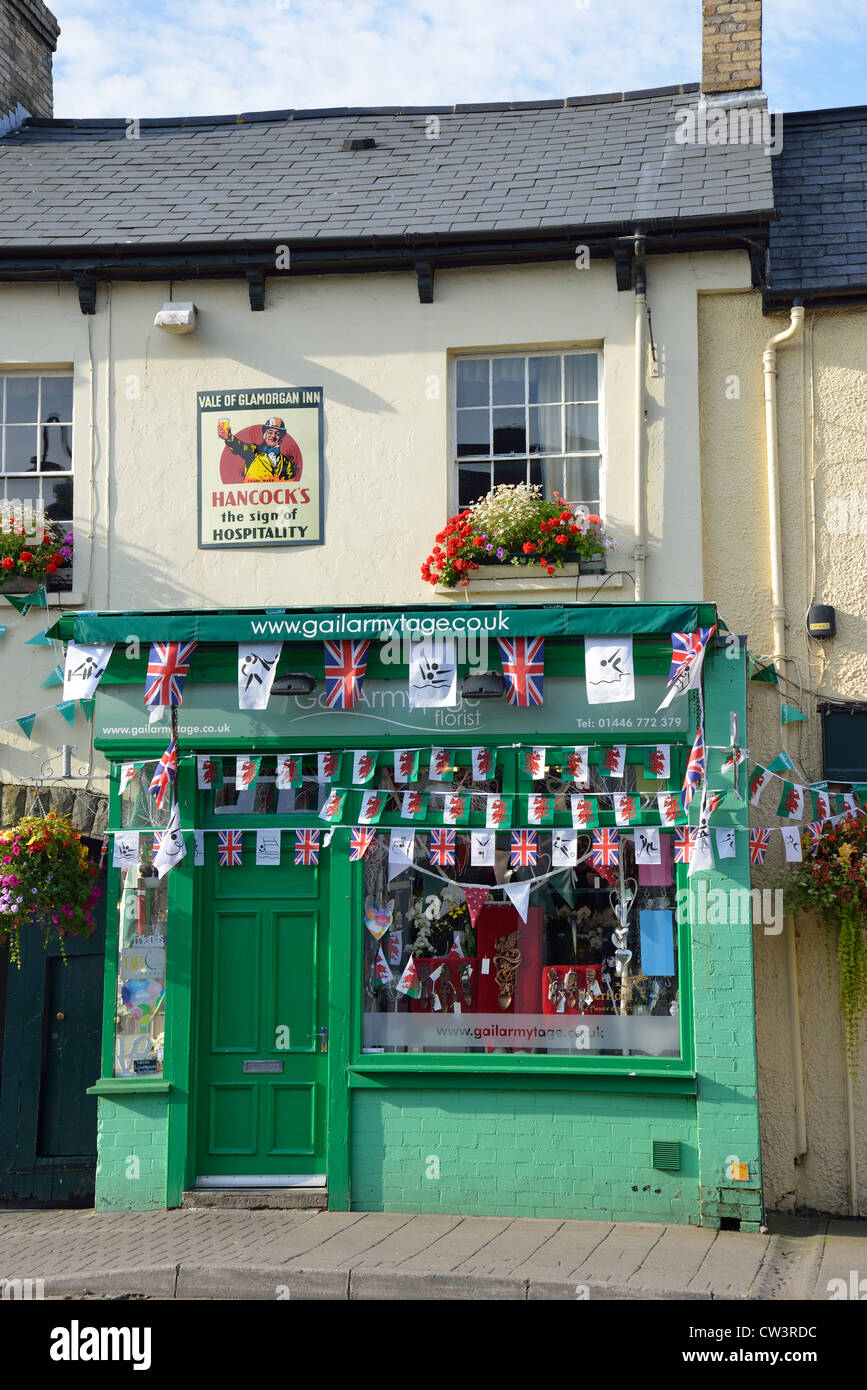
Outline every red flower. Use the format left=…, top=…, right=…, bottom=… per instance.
left=46, top=565, right=58, bottom=575
left=1, top=559, right=13, bottom=571
left=522, top=542, right=536, bottom=554
left=555, top=534, right=568, bottom=545
left=546, top=566, right=555, bottom=576
left=18, top=551, right=33, bottom=563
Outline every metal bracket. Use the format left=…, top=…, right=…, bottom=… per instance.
left=74, top=275, right=96, bottom=314
left=613, top=247, right=632, bottom=292
left=416, top=259, right=434, bottom=304
left=246, top=268, right=265, bottom=311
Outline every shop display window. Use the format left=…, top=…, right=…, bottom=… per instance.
left=112, top=769, right=170, bottom=1077
left=361, top=830, right=681, bottom=1058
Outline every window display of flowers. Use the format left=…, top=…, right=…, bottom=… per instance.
left=790, top=810, right=867, bottom=1061
left=407, top=882, right=474, bottom=956
left=0, top=812, right=100, bottom=966
left=421, top=483, right=616, bottom=588
left=0, top=508, right=72, bottom=587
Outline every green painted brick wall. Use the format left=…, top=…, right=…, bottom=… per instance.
left=351, top=1090, right=700, bottom=1222
left=94, top=1097, right=169, bottom=1211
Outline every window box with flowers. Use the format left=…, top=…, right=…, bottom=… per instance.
left=0, top=510, right=73, bottom=594
left=421, top=483, right=618, bottom=595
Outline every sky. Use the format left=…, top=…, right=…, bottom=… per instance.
left=50, top=0, right=867, bottom=120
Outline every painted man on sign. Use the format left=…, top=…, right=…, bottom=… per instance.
left=217, top=417, right=299, bottom=482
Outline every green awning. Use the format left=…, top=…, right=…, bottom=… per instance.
left=47, top=601, right=718, bottom=645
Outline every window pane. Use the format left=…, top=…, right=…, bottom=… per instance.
left=4, top=377, right=38, bottom=424
left=540, top=458, right=564, bottom=499
left=456, top=408, right=490, bottom=458
left=529, top=459, right=543, bottom=489
left=493, top=458, right=528, bottom=488
left=529, top=356, right=561, bottom=404
left=492, top=406, right=525, bottom=455
left=564, top=456, right=600, bottom=506
left=529, top=404, right=561, bottom=455
left=565, top=403, right=599, bottom=452
left=44, top=476, right=74, bottom=522
left=39, top=422, right=72, bottom=472
left=456, top=359, right=489, bottom=408
left=458, top=463, right=491, bottom=509
left=1, top=477, right=40, bottom=510
left=41, top=377, right=73, bottom=423
left=565, top=353, right=598, bottom=402
left=3, top=426, right=38, bottom=473
left=491, top=358, right=524, bottom=406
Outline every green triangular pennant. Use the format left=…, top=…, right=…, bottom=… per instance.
left=781, top=703, right=808, bottom=725
left=26, top=628, right=55, bottom=646
left=17, top=713, right=36, bottom=738
left=549, top=869, right=577, bottom=909
left=80, top=698, right=94, bottom=722
left=749, top=656, right=779, bottom=685
left=57, top=700, right=76, bottom=726
left=31, top=586, right=47, bottom=608
left=5, top=593, right=34, bottom=615
left=768, top=749, right=797, bottom=774
left=0, top=625, right=6, bottom=639
left=40, top=664, right=64, bottom=688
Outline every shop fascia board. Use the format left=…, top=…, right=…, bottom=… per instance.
left=48, top=600, right=721, bottom=649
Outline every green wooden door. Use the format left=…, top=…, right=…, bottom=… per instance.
left=195, top=838, right=329, bottom=1182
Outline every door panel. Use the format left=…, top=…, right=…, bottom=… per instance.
left=196, top=840, right=328, bottom=1180
left=37, top=953, right=104, bottom=1158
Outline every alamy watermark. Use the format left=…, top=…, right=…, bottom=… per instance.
left=676, top=885, right=784, bottom=936
left=674, top=99, right=783, bottom=156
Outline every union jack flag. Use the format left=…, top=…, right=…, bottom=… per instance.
left=217, top=830, right=243, bottom=867
left=323, top=639, right=371, bottom=710
left=590, top=828, right=619, bottom=867
left=806, top=821, right=824, bottom=855
left=749, top=828, right=772, bottom=865
left=144, top=641, right=197, bottom=707
left=430, top=829, right=456, bottom=867
left=295, top=829, right=320, bottom=866
left=682, top=723, right=706, bottom=808
left=497, top=637, right=544, bottom=707
left=674, top=827, right=696, bottom=863
left=148, top=738, right=177, bottom=808
left=510, top=829, right=538, bottom=867
left=349, top=826, right=376, bottom=861
left=668, top=627, right=716, bottom=684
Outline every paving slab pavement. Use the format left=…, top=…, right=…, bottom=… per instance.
left=0, top=1207, right=863, bottom=1300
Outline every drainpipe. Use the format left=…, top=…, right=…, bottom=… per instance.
left=762, top=302, right=809, bottom=1179
left=762, top=302, right=804, bottom=669
left=633, top=230, right=648, bottom=600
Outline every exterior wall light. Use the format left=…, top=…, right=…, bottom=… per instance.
left=459, top=671, right=505, bottom=699
left=271, top=674, right=318, bottom=695
left=153, top=302, right=198, bottom=333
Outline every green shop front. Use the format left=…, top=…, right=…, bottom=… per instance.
left=50, top=602, right=765, bottom=1229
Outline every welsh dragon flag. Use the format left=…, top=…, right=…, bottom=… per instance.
left=396, top=955, right=421, bottom=998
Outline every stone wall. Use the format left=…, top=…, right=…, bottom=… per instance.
left=702, top=0, right=762, bottom=93
left=0, top=781, right=107, bottom=841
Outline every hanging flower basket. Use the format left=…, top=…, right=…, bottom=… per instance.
left=789, top=810, right=867, bottom=1063
left=421, top=484, right=616, bottom=589
left=0, top=813, right=100, bottom=967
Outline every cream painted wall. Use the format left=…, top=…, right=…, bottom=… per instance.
left=0, top=250, right=751, bottom=789
left=699, top=291, right=867, bottom=1215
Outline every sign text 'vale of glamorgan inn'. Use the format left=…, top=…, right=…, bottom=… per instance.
left=197, top=387, right=324, bottom=549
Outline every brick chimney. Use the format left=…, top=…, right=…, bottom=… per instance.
left=0, top=0, right=60, bottom=120
left=702, top=0, right=762, bottom=94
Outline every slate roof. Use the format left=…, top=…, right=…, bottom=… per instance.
left=0, top=85, right=775, bottom=250
left=768, top=106, right=867, bottom=299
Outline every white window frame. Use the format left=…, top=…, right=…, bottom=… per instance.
left=449, top=346, right=606, bottom=519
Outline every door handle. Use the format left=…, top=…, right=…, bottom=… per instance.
left=308, top=1026, right=328, bottom=1054
left=56, top=1012, right=65, bottom=1022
